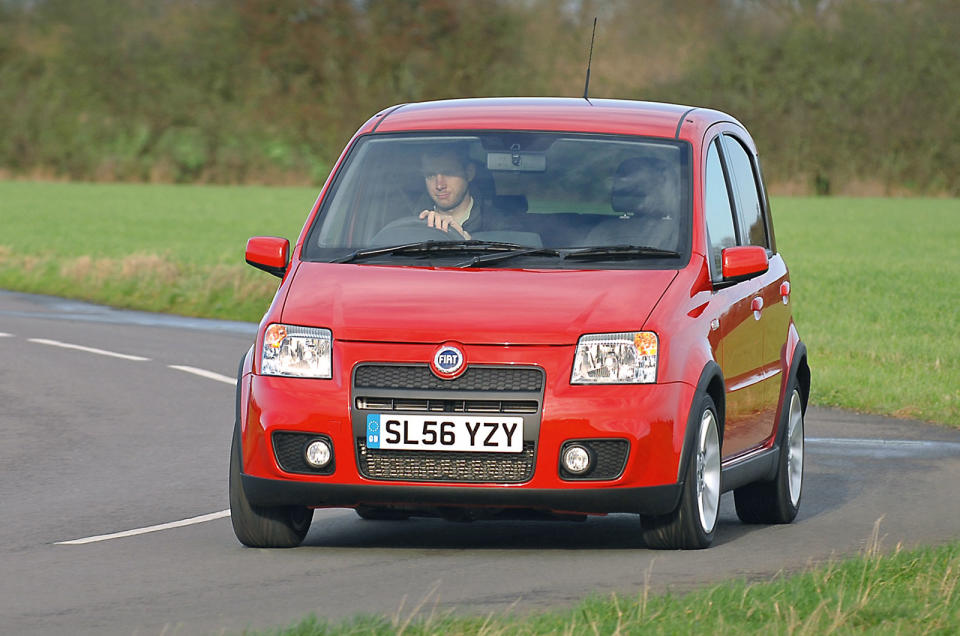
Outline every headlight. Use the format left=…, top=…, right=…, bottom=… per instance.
left=570, top=332, right=658, bottom=384
left=261, top=324, right=332, bottom=378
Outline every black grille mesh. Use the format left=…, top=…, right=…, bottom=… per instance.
left=273, top=432, right=335, bottom=475
left=560, top=439, right=629, bottom=480
left=354, top=365, right=543, bottom=392
left=357, top=439, right=535, bottom=483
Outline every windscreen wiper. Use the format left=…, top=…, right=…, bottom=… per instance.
left=331, top=241, right=444, bottom=264
left=561, top=244, right=680, bottom=261
left=454, top=246, right=563, bottom=268
left=331, top=240, right=542, bottom=264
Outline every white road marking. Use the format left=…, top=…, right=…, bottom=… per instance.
left=168, top=365, right=237, bottom=386
left=807, top=436, right=960, bottom=457
left=28, top=338, right=150, bottom=361
left=56, top=510, right=231, bottom=545
left=808, top=437, right=948, bottom=447
left=0, top=332, right=13, bottom=337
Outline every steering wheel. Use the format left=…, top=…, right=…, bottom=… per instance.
left=370, top=215, right=458, bottom=246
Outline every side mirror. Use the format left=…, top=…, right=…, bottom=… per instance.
left=245, top=236, right=289, bottom=278
left=721, top=245, right=769, bottom=281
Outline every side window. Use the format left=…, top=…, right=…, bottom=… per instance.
left=722, top=135, right=768, bottom=249
left=704, top=139, right=737, bottom=276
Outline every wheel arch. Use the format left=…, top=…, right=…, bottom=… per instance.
left=234, top=346, right=255, bottom=470
left=782, top=321, right=809, bottom=414
left=776, top=340, right=809, bottom=446
left=794, top=342, right=810, bottom=415
left=677, top=361, right=725, bottom=483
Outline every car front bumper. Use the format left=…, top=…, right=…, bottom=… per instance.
left=238, top=341, right=696, bottom=516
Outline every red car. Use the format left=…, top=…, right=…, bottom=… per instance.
left=231, top=98, right=810, bottom=549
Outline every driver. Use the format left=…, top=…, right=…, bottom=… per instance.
left=417, top=145, right=480, bottom=240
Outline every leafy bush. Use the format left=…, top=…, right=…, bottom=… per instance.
left=1, top=0, right=957, bottom=193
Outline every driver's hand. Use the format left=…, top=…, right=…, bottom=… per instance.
left=419, top=210, right=471, bottom=240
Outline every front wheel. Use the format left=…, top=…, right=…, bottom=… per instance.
left=229, top=431, right=313, bottom=548
left=734, top=383, right=804, bottom=524
left=642, top=395, right=721, bottom=549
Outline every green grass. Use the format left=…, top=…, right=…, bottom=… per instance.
left=253, top=538, right=960, bottom=635
left=0, top=181, right=313, bottom=264
left=773, top=197, right=960, bottom=426
left=1, top=182, right=958, bottom=425
left=0, top=181, right=314, bottom=320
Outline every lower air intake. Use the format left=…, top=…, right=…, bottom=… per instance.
left=357, top=439, right=535, bottom=483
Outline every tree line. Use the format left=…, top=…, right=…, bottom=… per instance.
left=1, top=0, right=957, bottom=194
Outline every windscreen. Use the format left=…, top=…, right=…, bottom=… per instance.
left=304, top=132, right=691, bottom=267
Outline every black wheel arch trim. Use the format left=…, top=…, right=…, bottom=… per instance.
left=677, top=361, right=725, bottom=484
left=234, top=347, right=254, bottom=472
left=790, top=341, right=810, bottom=417
left=775, top=341, right=809, bottom=447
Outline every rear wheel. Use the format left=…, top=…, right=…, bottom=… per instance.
left=229, top=431, right=313, bottom=548
left=734, top=383, right=804, bottom=524
left=642, top=395, right=721, bottom=549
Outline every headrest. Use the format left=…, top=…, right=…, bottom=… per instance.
left=611, top=157, right=670, bottom=216
left=470, top=162, right=496, bottom=197
left=493, top=194, right=528, bottom=214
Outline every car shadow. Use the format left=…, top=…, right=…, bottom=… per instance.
left=301, top=511, right=650, bottom=550
left=297, top=468, right=849, bottom=551
left=296, top=455, right=852, bottom=550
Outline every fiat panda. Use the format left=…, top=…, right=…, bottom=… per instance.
left=231, top=97, right=810, bottom=549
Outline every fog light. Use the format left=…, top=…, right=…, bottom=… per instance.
left=562, top=445, right=592, bottom=475
left=304, top=439, right=332, bottom=468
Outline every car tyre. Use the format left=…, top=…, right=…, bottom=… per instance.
left=229, top=430, right=313, bottom=548
left=642, top=395, right=721, bottom=549
left=734, top=382, right=804, bottom=524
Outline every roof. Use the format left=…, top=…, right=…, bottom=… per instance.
left=359, top=97, right=733, bottom=140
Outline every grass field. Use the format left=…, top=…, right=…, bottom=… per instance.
left=0, top=181, right=314, bottom=320
left=260, top=537, right=960, bottom=635
left=772, top=197, right=960, bottom=427
left=1, top=182, right=958, bottom=426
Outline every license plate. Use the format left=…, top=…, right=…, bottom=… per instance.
left=365, top=414, right=523, bottom=453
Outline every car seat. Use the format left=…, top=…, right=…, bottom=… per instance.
left=585, top=157, right=678, bottom=250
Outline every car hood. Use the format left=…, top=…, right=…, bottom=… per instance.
left=282, top=262, right=678, bottom=346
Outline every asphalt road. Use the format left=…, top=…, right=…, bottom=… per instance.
left=2, top=289, right=959, bottom=635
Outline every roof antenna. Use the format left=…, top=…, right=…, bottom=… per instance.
left=583, top=17, right=597, bottom=101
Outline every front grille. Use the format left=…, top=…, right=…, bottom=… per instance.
left=273, top=432, right=335, bottom=475
left=355, top=397, right=539, bottom=414
left=560, top=439, right=629, bottom=480
left=355, top=365, right=543, bottom=392
left=357, top=439, right=535, bottom=483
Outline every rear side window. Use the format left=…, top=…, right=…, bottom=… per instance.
left=722, top=135, right=768, bottom=249
left=704, top=140, right=737, bottom=276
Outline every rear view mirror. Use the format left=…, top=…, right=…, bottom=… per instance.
left=246, top=236, right=289, bottom=278
left=721, top=245, right=769, bottom=281
left=487, top=149, right=546, bottom=172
